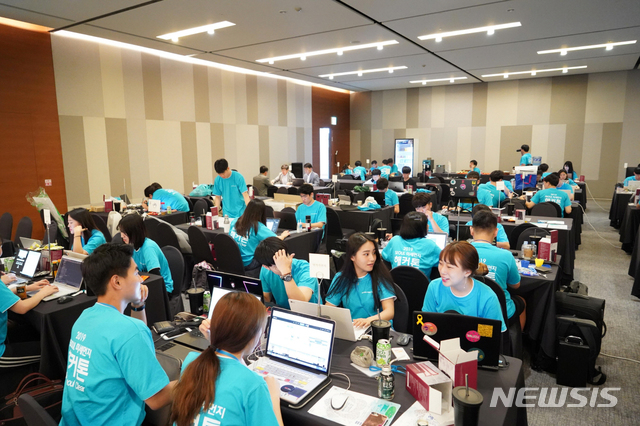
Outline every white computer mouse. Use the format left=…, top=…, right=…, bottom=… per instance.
left=331, top=393, right=349, bottom=410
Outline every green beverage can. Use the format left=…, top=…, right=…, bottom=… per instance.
left=203, top=291, right=211, bottom=314
left=376, top=339, right=391, bottom=366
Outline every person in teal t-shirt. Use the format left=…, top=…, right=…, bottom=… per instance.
left=255, top=237, right=319, bottom=309
left=469, top=160, right=481, bottom=174
left=143, top=186, right=189, bottom=212
left=68, top=208, right=107, bottom=255
left=388, top=158, right=399, bottom=176
left=412, top=192, right=449, bottom=234
left=326, top=233, right=396, bottom=328
left=118, top=214, right=174, bottom=293
left=381, top=212, right=441, bottom=277
left=379, top=159, right=391, bottom=178
left=212, top=158, right=250, bottom=218
left=518, top=144, right=532, bottom=165
left=421, top=241, right=506, bottom=332
left=477, top=170, right=512, bottom=208
left=563, top=161, right=579, bottom=181
left=470, top=211, right=525, bottom=328
left=171, top=292, right=283, bottom=426
left=353, top=161, right=367, bottom=181
left=623, top=167, right=640, bottom=187
left=376, top=178, right=399, bottom=214
left=60, top=244, right=174, bottom=426
left=229, top=199, right=289, bottom=277
left=465, top=204, right=510, bottom=249
left=525, top=173, right=572, bottom=217
left=295, top=184, right=327, bottom=234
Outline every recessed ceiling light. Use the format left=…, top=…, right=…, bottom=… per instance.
left=409, top=77, right=467, bottom=84
left=537, top=40, right=636, bottom=55
left=257, top=40, right=399, bottom=64
left=320, top=66, right=408, bottom=79
left=158, top=21, right=235, bottom=42
left=482, top=65, right=587, bottom=78
left=418, top=22, right=521, bottom=41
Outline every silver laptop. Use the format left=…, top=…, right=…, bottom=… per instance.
left=426, top=232, right=449, bottom=250
left=19, top=237, right=42, bottom=250
left=338, top=194, right=352, bottom=205
left=250, top=307, right=335, bottom=405
left=388, top=181, right=406, bottom=192
left=43, top=256, right=84, bottom=301
left=266, top=218, right=280, bottom=233
left=289, top=299, right=370, bottom=342
left=8, top=249, right=41, bottom=285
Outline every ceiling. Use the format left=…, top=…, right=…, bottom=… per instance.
left=1, top=0, right=639, bottom=92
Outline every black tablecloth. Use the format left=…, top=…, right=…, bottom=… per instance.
left=630, top=225, right=640, bottom=299
left=566, top=203, right=583, bottom=248
left=575, top=182, right=587, bottom=210
left=282, top=330, right=527, bottom=426
left=619, top=205, right=640, bottom=253
left=330, top=206, right=394, bottom=233
left=609, top=189, right=632, bottom=228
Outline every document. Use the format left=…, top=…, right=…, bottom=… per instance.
left=392, top=401, right=454, bottom=426
left=308, top=386, right=400, bottom=426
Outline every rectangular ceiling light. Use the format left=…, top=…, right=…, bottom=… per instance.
left=409, top=77, right=468, bottom=85
left=257, top=40, right=399, bottom=64
left=418, top=22, right=521, bottom=42
left=157, top=21, right=235, bottom=42
left=320, top=66, right=407, bottom=80
left=482, top=65, right=587, bottom=78
left=538, top=40, right=637, bottom=55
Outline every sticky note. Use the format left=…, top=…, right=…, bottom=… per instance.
left=478, top=324, right=493, bottom=338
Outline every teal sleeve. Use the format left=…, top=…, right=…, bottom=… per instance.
left=235, top=172, right=248, bottom=193
left=259, top=268, right=272, bottom=294
left=496, top=225, right=509, bottom=243
left=83, top=232, right=106, bottom=254
left=317, top=204, right=327, bottom=224
left=325, top=276, right=343, bottom=306
left=436, top=214, right=449, bottom=232
left=142, top=248, right=161, bottom=272
left=563, top=194, right=571, bottom=210
left=245, top=383, right=281, bottom=426
left=294, top=261, right=320, bottom=299
left=506, top=256, right=521, bottom=285
left=477, top=189, right=491, bottom=206
left=381, top=239, right=393, bottom=262
left=422, top=283, right=437, bottom=311
left=378, top=281, right=396, bottom=301
left=257, top=223, right=277, bottom=240
left=531, top=192, right=541, bottom=204
left=212, top=176, right=222, bottom=196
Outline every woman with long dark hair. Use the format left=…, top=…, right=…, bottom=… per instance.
left=171, top=292, right=283, bottom=426
left=68, top=208, right=106, bottom=255
left=563, top=161, right=578, bottom=180
left=229, top=199, right=289, bottom=277
left=325, top=233, right=396, bottom=327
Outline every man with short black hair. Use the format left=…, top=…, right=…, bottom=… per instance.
left=60, top=244, right=175, bottom=426
left=376, top=178, right=399, bottom=214
left=623, top=167, right=640, bottom=187
left=465, top=204, right=510, bottom=249
left=370, top=160, right=378, bottom=170
left=379, top=159, right=391, bottom=178
left=518, top=144, right=532, bottom=165
left=525, top=173, right=572, bottom=216
left=364, top=168, right=382, bottom=186
left=388, top=158, right=399, bottom=176
left=213, top=158, right=250, bottom=218
left=477, top=170, right=512, bottom=208
left=401, top=166, right=417, bottom=189
left=254, top=237, right=320, bottom=309
left=412, top=192, right=448, bottom=233
left=252, top=165, right=273, bottom=197
left=295, top=184, right=326, bottom=232
left=142, top=185, right=189, bottom=212
left=303, top=163, right=320, bottom=185
left=469, top=160, right=480, bottom=174
left=353, top=161, right=367, bottom=181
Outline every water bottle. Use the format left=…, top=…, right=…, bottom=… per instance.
left=377, top=364, right=395, bottom=400
left=223, top=215, right=230, bottom=233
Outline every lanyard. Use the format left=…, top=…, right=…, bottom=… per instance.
left=216, top=349, right=240, bottom=361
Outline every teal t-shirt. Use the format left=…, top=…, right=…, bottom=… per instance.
left=180, top=352, right=280, bottom=426
left=390, top=165, right=399, bottom=175
left=229, top=219, right=276, bottom=267
left=477, top=183, right=506, bottom=208
left=624, top=176, right=639, bottom=186
left=379, top=166, right=391, bottom=178
left=133, top=238, right=173, bottom=293
left=0, top=284, right=20, bottom=357
left=421, top=278, right=506, bottom=332
left=326, top=273, right=396, bottom=321
left=260, top=258, right=320, bottom=309
left=471, top=167, right=481, bottom=174
left=80, top=229, right=107, bottom=254
left=531, top=188, right=571, bottom=216
left=213, top=171, right=248, bottom=219
left=557, top=182, right=574, bottom=193
left=471, top=242, right=520, bottom=319
left=60, top=304, right=169, bottom=426
left=189, top=184, right=214, bottom=197
left=152, top=188, right=189, bottom=212
left=381, top=236, right=441, bottom=277
left=353, top=166, right=367, bottom=181
left=465, top=221, right=509, bottom=244
left=383, top=190, right=399, bottom=207
left=520, top=153, right=532, bottom=165
left=295, top=201, right=327, bottom=227
left=428, top=212, right=449, bottom=234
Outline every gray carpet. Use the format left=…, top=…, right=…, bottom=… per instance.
left=523, top=203, right=640, bottom=425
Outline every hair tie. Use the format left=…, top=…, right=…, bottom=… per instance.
left=210, top=345, right=217, bottom=352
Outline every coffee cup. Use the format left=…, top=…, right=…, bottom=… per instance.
left=452, top=385, right=483, bottom=426
left=16, top=283, right=28, bottom=300
left=371, top=319, right=391, bottom=352
left=535, top=258, right=544, bottom=267
left=187, top=287, right=205, bottom=315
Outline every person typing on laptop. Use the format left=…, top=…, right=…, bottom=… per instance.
left=171, top=292, right=283, bottom=426
left=68, top=208, right=107, bottom=255
left=523, top=173, right=572, bottom=217
left=325, top=233, right=396, bottom=328
left=59, top=244, right=174, bottom=426
left=376, top=178, right=399, bottom=214
left=295, top=184, right=327, bottom=233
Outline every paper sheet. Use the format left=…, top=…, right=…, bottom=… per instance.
left=308, top=385, right=400, bottom=426
left=391, top=401, right=454, bottom=426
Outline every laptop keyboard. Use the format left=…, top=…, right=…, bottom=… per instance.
left=254, top=361, right=310, bottom=385
left=157, top=342, right=176, bottom=352
left=190, top=329, right=205, bottom=338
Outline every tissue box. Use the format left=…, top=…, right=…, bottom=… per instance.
left=405, top=361, right=452, bottom=415
left=424, top=335, right=478, bottom=389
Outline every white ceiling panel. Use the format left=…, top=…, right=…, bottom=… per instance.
left=340, top=0, right=504, bottom=22
left=0, top=4, right=71, bottom=28
left=0, top=1, right=146, bottom=23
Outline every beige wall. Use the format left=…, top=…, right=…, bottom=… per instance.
left=351, top=70, right=640, bottom=198
left=51, top=35, right=313, bottom=207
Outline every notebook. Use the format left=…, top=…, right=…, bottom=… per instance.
left=206, top=270, right=263, bottom=297
left=426, top=232, right=449, bottom=250
left=43, top=256, right=84, bottom=301
left=8, top=249, right=42, bottom=285
left=266, top=217, right=281, bottom=233
left=412, top=311, right=502, bottom=369
left=289, top=299, right=370, bottom=342
left=250, top=308, right=335, bottom=405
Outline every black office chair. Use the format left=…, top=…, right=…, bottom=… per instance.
left=144, top=217, right=160, bottom=244
left=392, top=283, right=410, bottom=334
left=287, top=187, right=299, bottom=195
left=111, top=232, right=123, bottom=244
left=17, top=394, right=59, bottom=426
left=184, top=196, right=194, bottom=213
left=398, top=193, right=415, bottom=218
left=325, top=208, right=355, bottom=252
left=501, top=198, right=526, bottom=212
left=265, top=205, right=275, bottom=218
left=187, top=226, right=216, bottom=266
left=0, top=212, right=13, bottom=241
left=508, top=223, right=538, bottom=250
left=390, top=266, right=430, bottom=323
left=193, top=199, right=209, bottom=217
left=155, top=221, right=182, bottom=251
left=91, top=214, right=112, bottom=243
left=281, top=207, right=296, bottom=214
left=13, top=216, right=33, bottom=248
left=213, top=233, right=245, bottom=276
left=276, top=187, right=288, bottom=194
left=531, top=202, right=561, bottom=218
left=145, top=352, right=182, bottom=426
left=162, top=246, right=185, bottom=317
left=516, top=227, right=551, bottom=250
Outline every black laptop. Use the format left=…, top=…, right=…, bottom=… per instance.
left=412, top=311, right=502, bottom=369
left=8, top=249, right=42, bottom=285
left=448, top=179, right=479, bottom=199
left=206, top=270, right=263, bottom=297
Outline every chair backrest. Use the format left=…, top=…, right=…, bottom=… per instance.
left=213, top=233, right=246, bottom=275
left=187, top=226, right=216, bottom=265
left=144, top=217, right=160, bottom=243
left=277, top=187, right=288, bottom=193
left=501, top=198, right=527, bottom=212
left=531, top=201, right=561, bottom=218
left=281, top=207, right=296, bottom=213
left=516, top=227, right=551, bottom=250
left=392, top=283, right=410, bottom=333
left=91, top=214, right=112, bottom=243
left=193, top=199, right=209, bottom=217
left=17, top=394, right=58, bottom=426
left=287, top=186, right=299, bottom=195
left=145, top=352, right=182, bottom=426
left=325, top=207, right=345, bottom=252
left=398, top=193, right=415, bottom=217
left=111, top=232, right=123, bottom=244
left=265, top=205, right=275, bottom=218
left=184, top=196, right=194, bottom=212
left=155, top=221, right=182, bottom=250
left=390, top=266, right=430, bottom=323
left=474, top=275, right=508, bottom=326
left=0, top=212, right=13, bottom=241
left=14, top=216, right=33, bottom=247
left=508, top=223, right=538, bottom=250
left=161, top=245, right=185, bottom=297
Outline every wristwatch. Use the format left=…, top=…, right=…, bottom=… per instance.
left=282, top=273, right=293, bottom=282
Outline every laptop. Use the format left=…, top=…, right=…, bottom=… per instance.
left=19, top=237, right=42, bottom=250
left=266, top=217, right=281, bottom=233
left=412, top=312, right=502, bottom=369
left=388, top=181, right=406, bottom=193
left=274, top=211, right=297, bottom=230
left=176, top=287, right=263, bottom=351
left=448, top=179, right=479, bottom=199
left=364, top=191, right=386, bottom=207
left=426, top=232, right=448, bottom=250
left=338, top=195, right=352, bottom=205
left=8, top=249, right=42, bottom=285
left=43, top=256, right=84, bottom=301
left=626, top=180, right=640, bottom=191
left=155, top=339, right=199, bottom=361
left=250, top=308, right=336, bottom=405
left=207, top=270, right=263, bottom=298
left=289, top=299, right=370, bottom=342
left=292, top=178, right=304, bottom=186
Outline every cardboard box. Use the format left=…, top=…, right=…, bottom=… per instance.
left=405, top=361, right=452, bottom=415
left=538, top=229, right=558, bottom=262
left=424, top=335, right=478, bottom=390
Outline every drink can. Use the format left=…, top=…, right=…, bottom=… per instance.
left=203, top=291, right=211, bottom=314
left=377, top=365, right=395, bottom=400
left=376, top=339, right=391, bottom=366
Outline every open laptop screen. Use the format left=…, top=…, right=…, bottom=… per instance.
left=206, top=270, right=262, bottom=297
left=12, top=249, right=41, bottom=278
left=267, top=308, right=334, bottom=374
left=266, top=218, right=280, bottom=233
left=207, top=287, right=261, bottom=319
left=426, top=232, right=448, bottom=250
left=54, top=257, right=83, bottom=288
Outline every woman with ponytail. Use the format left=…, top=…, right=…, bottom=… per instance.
left=171, top=292, right=283, bottom=426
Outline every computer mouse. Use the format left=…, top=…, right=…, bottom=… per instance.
left=57, top=296, right=73, bottom=304
left=331, top=393, right=349, bottom=410
left=397, top=333, right=412, bottom=346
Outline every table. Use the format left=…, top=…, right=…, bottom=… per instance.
left=609, top=188, right=633, bottom=228
left=619, top=204, right=640, bottom=253
left=630, top=225, right=640, bottom=299
left=575, top=182, right=587, bottom=209
left=16, top=275, right=170, bottom=379
left=329, top=206, right=394, bottom=233
left=282, top=330, right=527, bottom=426
left=175, top=224, right=321, bottom=262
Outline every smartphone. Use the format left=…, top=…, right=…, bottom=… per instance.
left=362, top=412, right=388, bottom=426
